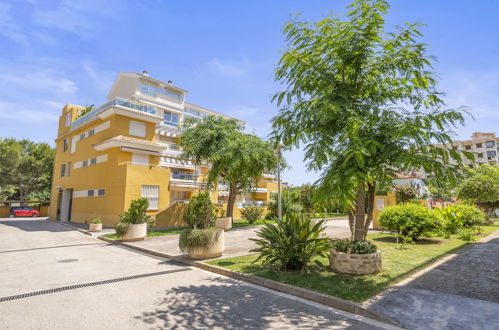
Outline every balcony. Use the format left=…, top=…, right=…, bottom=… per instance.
left=237, top=201, right=268, bottom=208
left=71, top=97, right=157, bottom=129
left=171, top=171, right=196, bottom=180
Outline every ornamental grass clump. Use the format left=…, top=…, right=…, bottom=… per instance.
left=91, top=218, right=102, bottom=224
left=179, top=192, right=221, bottom=252
left=250, top=213, right=331, bottom=271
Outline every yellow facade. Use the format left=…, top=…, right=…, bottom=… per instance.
left=49, top=72, right=279, bottom=227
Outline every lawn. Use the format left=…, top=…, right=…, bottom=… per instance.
left=208, top=220, right=499, bottom=303
left=233, top=218, right=276, bottom=228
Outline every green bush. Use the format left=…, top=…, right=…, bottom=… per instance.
left=91, top=217, right=102, bottom=224
left=240, top=206, right=265, bottom=224
left=455, top=204, right=485, bottom=228
left=379, top=204, right=442, bottom=241
left=250, top=214, right=331, bottom=271
left=458, top=228, right=479, bottom=242
left=179, top=228, right=222, bottom=251
left=183, top=192, right=216, bottom=229
left=115, top=198, right=153, bottom=237
left=331, top=239, right=377, bottom=254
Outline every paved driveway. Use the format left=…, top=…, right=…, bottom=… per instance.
left=0, top=218, right=394, bottom=329
left=369, top=230, right=499, bottom=330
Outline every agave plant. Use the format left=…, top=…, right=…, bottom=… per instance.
left=250, top=213, right=331, bottom=271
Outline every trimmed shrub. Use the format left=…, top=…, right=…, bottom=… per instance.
left=458, top=228, right=479, bottom=242
left=250, top=214, right=331, bottom=271
left=183, top=192, right=216, bottom=229
left=437, top=204, right=485, bottom=235
left=240, top=206, right=265, bottom=224
left=179, top=228, right=221, bottom=252
left=379, top=204, right=442, bottom=241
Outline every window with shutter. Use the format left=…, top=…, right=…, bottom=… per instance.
left=141, top=185, right=159, bottom=210
left=129, top=120, right=146, bottom=137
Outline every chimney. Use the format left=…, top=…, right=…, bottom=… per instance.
left=167, top=80, right=173, bottom=84
left=142, top=70, right=149, bottom=76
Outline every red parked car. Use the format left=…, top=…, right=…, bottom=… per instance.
left=9, top=207, right=40, bottom=218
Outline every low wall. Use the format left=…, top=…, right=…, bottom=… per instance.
left=154, top=203, right=188, bottom=228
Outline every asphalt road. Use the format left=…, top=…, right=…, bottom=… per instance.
left=0, top=218, right=395, bottom=329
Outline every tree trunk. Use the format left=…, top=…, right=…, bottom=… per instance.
left=226, top=184, right=238, bottom=225
left=353, top=180, right=366, bottom=241
left=347, top=207, right=355, bottom=240
left=363, top=182, right=376, bottom=240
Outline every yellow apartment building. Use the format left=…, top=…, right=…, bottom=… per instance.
left=49, top=71, right=279, bottom=227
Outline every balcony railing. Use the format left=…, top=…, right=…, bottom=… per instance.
left=237, top=201, right=267, bottom=208
left=171, top=171, right=196, bottom=180
left=71, top=97, right=157, bottom=129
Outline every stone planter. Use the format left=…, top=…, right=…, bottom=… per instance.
left=121, top=223, right=147, bottom=242
left=330, top=250, right=382, bottom=275
left=216, top=217, right=232, bottom=231
left=188, top=230, right=225, bottom=259
left=88, top=223, right=102, bottom=232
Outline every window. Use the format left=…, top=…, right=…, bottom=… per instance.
left=97, top=189, right=105, bottom=196
left=163, top=111, right=179, bottom=126
left=129, top=120, right=146, bottom=137
left=140, top=82, right=181, bottom=100
left=66, top=162, right=71, bottom=177
left=62, top=139, right=68, bottom=152
left=478, top=153, right=484, bottom=158
left=452, top=146, right=458, bottom=150
left=90, top=158, right=97, bottom=165
left=141, top=185, right=159, bottom=210
left=61, top=164, right=66, bottom=178
left=465, top=145, right=471, bottom=150
left=87, top=190, right=94, bottom=197
left=185, top=109, right=200, bottom=117
left=80, top=133, right=85, bottom=140
left=65, top=113, right=71, bottom=127
left=82, top=160, right=88, bottom=167
left=476, top=143, right=482, bottom=148
left=88, top=129, right=95, bottom=136
left=140, top=82, right=156, bottom=96
left=487, top=150, right=496, bottom=157
left=485, top=141, right=495, bottom=148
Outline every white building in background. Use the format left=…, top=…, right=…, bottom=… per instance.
left=448, top=132, right=499, bottom=167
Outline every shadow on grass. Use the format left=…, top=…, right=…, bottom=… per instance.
left=372, top=236, right=443, bottom=245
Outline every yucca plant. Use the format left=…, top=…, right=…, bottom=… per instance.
left=250, top=213, right=331, bottom=271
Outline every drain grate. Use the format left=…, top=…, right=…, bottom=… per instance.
left=0, top=268, right=189, bottom=302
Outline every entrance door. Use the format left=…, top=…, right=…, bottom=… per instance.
left=60, top=189, right=73, bottom=222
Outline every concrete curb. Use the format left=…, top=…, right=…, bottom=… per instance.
left=95, top=235, right=399, bottom=326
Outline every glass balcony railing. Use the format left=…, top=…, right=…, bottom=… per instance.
left=171, top=171, right=195, bottom=180
left=71, top=97, right=157, bottom=129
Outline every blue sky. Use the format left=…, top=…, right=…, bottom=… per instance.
left=1, top=0, right=498, bottom=185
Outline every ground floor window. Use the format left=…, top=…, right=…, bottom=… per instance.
left=141, top=185, right=159, bottom=210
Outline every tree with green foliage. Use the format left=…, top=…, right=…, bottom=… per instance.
left=457, top=165, right=499, bottom=217
left=0, top=138, right=54, bottom=200
left=75, top=104, right=95, bottom=119
left=179, top=116, right=277, bottom=220
left=271, top=0, right=470, bottom=241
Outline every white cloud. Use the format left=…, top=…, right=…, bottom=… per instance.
left=0, top=2, right=27, bottom=45
left=1, top=69, right=77, bottom=94
left=82, top=60, right=116, bottom=94
left=32, top=0, right=121, bottom=37
left=205, top=57, right=250, bottom=78
left=0, top=100, right=59, bottom=123
left=229, top=105, right=260, bottom=117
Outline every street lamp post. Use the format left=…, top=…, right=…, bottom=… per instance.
left=275, top=145, right=283, bottom=221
